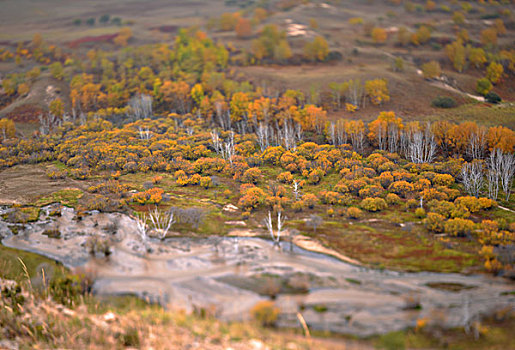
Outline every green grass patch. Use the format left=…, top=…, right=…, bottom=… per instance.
left=0, top=245, right=64, bottom=283
left=19, top=206, right=41, bottom=221
left=293, top=217, right=479, bottom=273
left=36, top=188, right=84, bottom=207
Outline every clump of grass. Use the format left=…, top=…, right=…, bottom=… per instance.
left=37, top=189, right=84, bottom=207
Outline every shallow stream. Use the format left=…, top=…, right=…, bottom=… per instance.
left=1, top=205, right=513, bottom=336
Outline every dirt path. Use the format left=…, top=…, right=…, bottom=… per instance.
left=498, top=205, right=515, bottom=213
left=429, top=80, right=485, bottom=102
left=0, top=163, right=91, bottom=205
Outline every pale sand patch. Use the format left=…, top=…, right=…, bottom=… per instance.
left=293, top=235, right=362, bottom=266
left=228, top=228, right=363, bottom=266
left=228, top=228, right=260, bottom=237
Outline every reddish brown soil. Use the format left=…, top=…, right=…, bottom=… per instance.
left=5, top=104, right=44, bottom=123
left=67, top=34, right=118, bottom=48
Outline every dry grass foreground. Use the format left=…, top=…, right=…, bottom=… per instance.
left=0, top=276, right=367, bottom=350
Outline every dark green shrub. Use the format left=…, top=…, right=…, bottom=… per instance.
left=49, top=274, right=84, bottom=307
left=485, top=91, right=501, bottom=104
left=99, top=14, right=110, bottom=24
left=431, top=96, right=457, bottom=108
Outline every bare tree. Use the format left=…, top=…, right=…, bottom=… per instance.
left=329, top=121, right=347, bottom=146
left=148, top=207, right=176, bottom=240
left=38, top=113, right=61, bottom=135
left=215, top=102, right=231, bottom=130
left=134, top=213, right=148, bottom=241
left=387, top=123, right=399, bottom=153
left=256, top=123, right=270, bottom=152
left=281, top=120, right=297, bottom=150
left=467, top=128, right=487, bottom=160
left=264, top=211, right=286, bottom=246
left=292, top=180, right=301, bottom=202
left=306, top=214, right=323, bottom=233
left=461, top=161, right=484, bottom=197
left=350, top=127, right=365, bottom=154
left=170, top=207, right=205, bottom=229
left=129, top=94, right=153, bottom=119
left=487, top=148, right=502, bottom=200
left=399, top=131, right=410, bottom=158
left=499, top=151, right=515, bottom=201
left=221, top=131, right=235, bottom=164
left=210, top=130, right=223, bottom=154
left=346, top=79, right=364, bottom=108
left=376, top=122, right=386, bottom=151
left=138, top=127, right=152, bottom=140
left=407, top=125, right=436, bottom=164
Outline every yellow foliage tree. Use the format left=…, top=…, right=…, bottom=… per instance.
left=371, top=27, right=387, bottom=44
left=303, top=36, right=329, bottom=62
left=114, top=27, right=132, bottom=47
left=421, top=61, right=441, bottom=79
left=445, top=40, right=466, bottom=72
left=365, top=79, right=390, bottom=105
left=49, top=98, right=64, bottom=118
left=0, top=118, right=16, bottom=140
left=486, top=62, right=503, bottom=84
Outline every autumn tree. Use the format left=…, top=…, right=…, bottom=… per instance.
left=251, top=24, right=288, bottom=61
left=309, top=18, right=319, bottom=30
left=452, top=11, right=465, bottom=25
left=425, top=0, right=436, bottom=11
left=0, top=118, right=16, bottom=140
left=421, top=61, right=441, bottom=79
left=49, top=98, right=64, bottom=118
left=220, top=12, right=240, bottom=31
left=303, top=36, right=329, bottom=62
left=253, top=8, right=268, bottom=24
left=235, top=17, right=252, bottom=38
left=446, top=40, right=466, bottom=72
left=494, top=19, right=506, bottom=36
left=32, top=33, right=43, bottom=48
left=486, top=62, right=503, bottom=84
left=487, top=126, right=515, bottom=153
left=274, top=40, right=292, bottom=63
left=371, top=27, right=387, bottom=44
left=411, top=25, right=431, bottom=45
left=368, top=111, right=403, bottom=150
left=481, top=28, right=497, bottom=47
left=328, top=82, right=348, bottom=109
left=476, top=78, right=493, bottom=96
left=365, top=79, right=390, bottom=105
left=114, top=27, right=132, bottom=47
left=397, top=26, right=410, bottom=46
left=468, top=47, right=487, bottom=68
left=457, top=29, right=469, bottom=43
left=17, top=83, right=29, bottom=96
left=50, top=62, right=64, bottom=80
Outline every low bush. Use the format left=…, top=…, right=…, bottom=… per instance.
left=431, top=96, right=457, bottom=108
left=360, top=197, right=388, bottom=212
left=485, top=91, right=501, bottom=104
left=250, top=301, right=279, bottom=327
left=346, top=207, right=364, bottom=219
left=444, top=218, right=475, bottom=237
left=424, top=212, right=445, bottom=233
